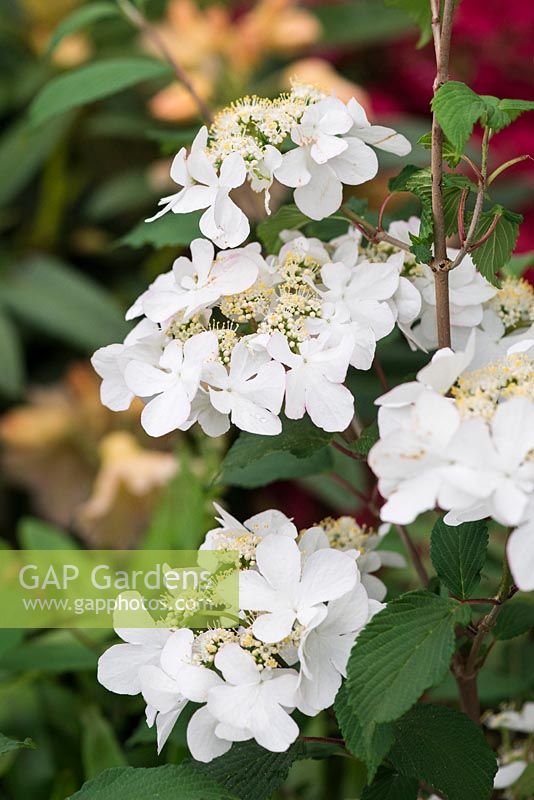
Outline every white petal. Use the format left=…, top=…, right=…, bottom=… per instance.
left=299, top=549, right=357, bottom=607
left=187, top=707, right=232, bottom=763
left=274, top=147, right=311, bottom=188
left=507, top=520, right=534, bottom=591
left=294, top=163, right=342, bottom=220
left=141, top=383, right=192, bottom=437
left=252, top=611, right=297, bottom=644
left=214, top=643, right=260, bottom=686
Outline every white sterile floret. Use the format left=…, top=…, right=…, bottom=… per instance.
left=91, top=319, right=165, bottom=412
left=140, top=238, right=260, bottom=323
left=203, top=339, right=286, bottom=435
left=239, top=534, right=358, bottom=643
left=300, top=516, right=406, bottom=601
left=296, top=583, right=381, bottom=714
left=147, top=127, right=249, bottom=249
left=125, top=332, right=218, bottom=437
left=268, top=331, right=355, bottom=432
left=207, top=643, right=299, bottom=753
left=274, top=96, right=378, bottom=220
left=200, top=504, right=298, bottom=566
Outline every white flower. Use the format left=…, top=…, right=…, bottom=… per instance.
left=346, top=98, right=412, bottom=156
left=179, top=388, right=231, bottom=438
left=200, top=504, right=297, bottom=564
left=203, top=339, right=286, bottom=435
left=298, top=521, right=404, bottom=602
left=125, top=332, right=218, bottom=436
left=147, top=127, right=249, bottom=248
left=443, top=398, right=534, bottom=528
left=369, top=391, right=463, bottom=524
left=296, top=583, right=379, bottom=714
left=140, top=629, right=224, bottom=754
left=274, top=97, right=378, bottom=220
left=207, top=643, right=299, bottom=753
left=375, top=333, right=476, bottom=435
left=493, top=760, right=528, bottom=790
left=507, top=505, right=534, bottom=591
left=97, top=594, right=171, bottom=695
left=91, top=319, right=164, bottom=411
left=318, top=255, right=399, bottom=342
left=414, top=255, right=497, bottom=349
left=268, top=331, right=355, bottom=432
left=485, top=702, right=534, bottom=733
left=240, top=534, right=358, bottom=643
left=141, top=239, right=260, bottom=323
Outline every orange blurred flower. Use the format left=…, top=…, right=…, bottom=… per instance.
left=0, top=363, right=177, bottom=547
left=147, top=0, right=321, bottom=122
left=282, top=58, right=370, bottom=109
left=75, top=432, right=177, bottom=547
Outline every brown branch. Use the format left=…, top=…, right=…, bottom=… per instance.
left=373, top=356, right=389, bottom=392
left=467, top=213, right=501, bottom=253
left=396, top=524, right=429, bottom=587
left=450, top=127, right=491, bottom=269
left=377, top=193, right=395, bottom=231
left=117, top=0, right=213, bottom=125
left=331, top=440, right=360, bottom=461
left=430, top=0, right=455, bottom=348
left=330, top=473, right=368, bottom=504
left=341, top=205, right=412, bottom=253
left=452, top=549, right=514, bottom=723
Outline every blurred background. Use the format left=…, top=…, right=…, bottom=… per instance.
left=0, top=1, right=532, bottom=797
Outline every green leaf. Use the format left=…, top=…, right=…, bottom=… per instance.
left=81, top=707, right=127, bottom=781
left=361, top=766, right=418, bottom=800
left=480, top=96, right=534, bottom=131
left=1, top=255, right=127, bottom=350
left=346, top=591, right=470, bottom=742
left=503, top=251, right=534, bottom=277
left=430, top=516, right=488, bottom=598
left=431, top=82, right=487, bottom=156
left=345, top=421, right=379, bottom=458
left=0, top=631, right=98, bottom=673
left=470, top=207, right=522, bottom=287
left=18, top=518, right=79, bottom=550
left=418, top=131, right=462, bottom=167
left=47, top=2, right=120, bottom=54
left=67, top=765, right=238, bottom=800
left=0, top=115, right=71, bottom=207
left=219, top=418, right=333, bottom=488
left=432, top=83, right=534, bottom=156
left=515, top=763, right=534, bottom=799
left=314, top=2, right=413, bottom=46
left=118, top=211, right=201, bottom=248
left=0, top=310, right=24, bottom=397
left=192, top=740, right=328, bottom=800
left=389, top=165, right=474, bottom=259
left=389, top=704, right=497, bottom=800
left=493, top=596, right=534, bottom=640
left=143, top=450, right=210, bottom=549
left=0, top=733, right=36, bottom=756
left=335, top=683, right=394, bottom=782
left=29, top=59, right=171, bottom=126
left=384, top=0, right=432, bottom=47
left=257, top=204, right=308, bottom=253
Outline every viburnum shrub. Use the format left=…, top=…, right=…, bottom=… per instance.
left=73, top=0, right=534, bottom=797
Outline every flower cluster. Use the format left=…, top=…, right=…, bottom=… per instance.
left=368, top=336, right=534, bottom=591
left=92, top=227, right=423, bottom=437
left=146, top=86, right=410, bottom=246
left=97, top=504, right=396, bottom=760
